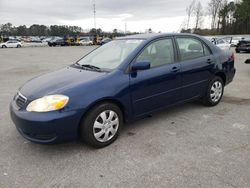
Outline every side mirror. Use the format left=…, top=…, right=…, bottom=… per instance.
left=131, top=61, right=151, bottom=71
left=245, top=59, right=250, bottom=64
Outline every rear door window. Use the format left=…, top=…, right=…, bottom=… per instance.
left=176, top=37, right=210, bottom=61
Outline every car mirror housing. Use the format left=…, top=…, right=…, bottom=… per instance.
left=245, top=59, right=250, bottom=64
left=131, top=61, right=151, bottom=71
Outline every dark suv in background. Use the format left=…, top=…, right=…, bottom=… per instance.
left=235, top=38, right=250, bottom=53
left=48, top=38, right=67, bottom=47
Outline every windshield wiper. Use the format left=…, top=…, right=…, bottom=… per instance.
left=81, top=64, right=101, bottom=70
left=74, top=63, right=102, bottom=72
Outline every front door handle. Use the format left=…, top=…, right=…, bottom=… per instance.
left=171, top=66, right=180, bottom=73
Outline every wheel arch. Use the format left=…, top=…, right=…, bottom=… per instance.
left=215, top=72, right=226, bottom=85
left=77, top=98, right=127, bottom=136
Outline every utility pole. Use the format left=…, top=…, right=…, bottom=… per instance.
left=93, top=0, right=96, bottom=30
left=125, top=23, right=127, bottom=34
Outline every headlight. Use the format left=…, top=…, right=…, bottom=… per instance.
left=26, top=95, right=69, bottom=112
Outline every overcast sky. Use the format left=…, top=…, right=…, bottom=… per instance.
left=0, top=0, right=211, bottom=32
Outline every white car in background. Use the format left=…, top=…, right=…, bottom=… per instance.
left=215, top=38, right=231, bottom=51
left=206, top=36, right=231, bottom=51
left=231, top=37, right=242, bottom=47
left=79, top=38, right=93, bottom=46
left=0, top=40, right=22, bottom=48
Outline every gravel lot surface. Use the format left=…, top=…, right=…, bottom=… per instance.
left=0, top=46, right=250, bottom=188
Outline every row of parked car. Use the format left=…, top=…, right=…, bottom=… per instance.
left=1, top=35, right=250, bottom=53
left=1, top=35, right=112, bottom=44
left=48, top=37, right=92, bottom=47
left=1, top=36, right=43, bottom=43
left=206, top=36, right=250, bottom=53
left=0, top=36, right=113, bottom=48
left=47, top=37, right=112, bottom=47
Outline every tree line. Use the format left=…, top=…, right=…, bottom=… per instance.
left=182, top=0, right=250, bottom=35
left=0, top=23, right=130, bottom=37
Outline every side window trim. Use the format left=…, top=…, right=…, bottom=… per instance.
left=202, top=43, right=212, bottom=56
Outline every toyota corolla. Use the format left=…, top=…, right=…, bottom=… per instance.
left=10, top=33, right=236, bottom=148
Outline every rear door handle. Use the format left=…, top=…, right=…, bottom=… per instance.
left=170, top=66, right=180, bottom=73
left=207, top=58, right=213, bottom=64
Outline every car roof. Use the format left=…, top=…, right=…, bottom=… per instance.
left=118, top=33, right=202, bottom=40
left=116, top=33, right=221, bottom=56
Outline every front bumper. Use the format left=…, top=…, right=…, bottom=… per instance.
left=10, top=100, right=83, bottom=144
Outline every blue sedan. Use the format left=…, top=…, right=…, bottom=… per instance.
left=10, top=33, right=236, bottom=148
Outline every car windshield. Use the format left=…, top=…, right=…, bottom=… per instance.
left=217, top=39, right=226, bottom=44
left=77, top=39, right=144, bottom=70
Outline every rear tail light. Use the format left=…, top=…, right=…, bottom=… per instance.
left=230, top=53, right=235, bottom=61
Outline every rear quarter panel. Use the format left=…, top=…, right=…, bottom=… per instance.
left=215, top=49, right=235, bottom=85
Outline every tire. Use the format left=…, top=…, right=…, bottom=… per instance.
left=2, top=45, right=7, bottom=48
left=80, top=103, right=123, bottom=148
left=203, top=76, right=224, bottom=106
left=17, top=45, right=21, bottom=48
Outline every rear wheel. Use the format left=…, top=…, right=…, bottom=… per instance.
left=203, top=76, right=224, bottom=106
left=80, top=103, right=123, bottom=148
left=2, top=45, right=7, bottom=48
left=17, top=44, right=21, bottom=48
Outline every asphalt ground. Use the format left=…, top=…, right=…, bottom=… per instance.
left=0, top=46, right=250, bottom=188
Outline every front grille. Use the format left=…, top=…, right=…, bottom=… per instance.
left=15, top=92, right=27, bottom=108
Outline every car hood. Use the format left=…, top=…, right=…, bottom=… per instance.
left=19, top=66, right=107, bottom=100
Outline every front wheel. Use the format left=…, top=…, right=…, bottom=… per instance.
left=203, top=76, right=224, bottom=106
left=80, top=103, right=123, bottom=148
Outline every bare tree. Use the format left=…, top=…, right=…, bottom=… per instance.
left=208, top=0, right=223, bottom=29
left=186, top=0, right=196, bottom=29
left=194, top=1, right=203, bottom=30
